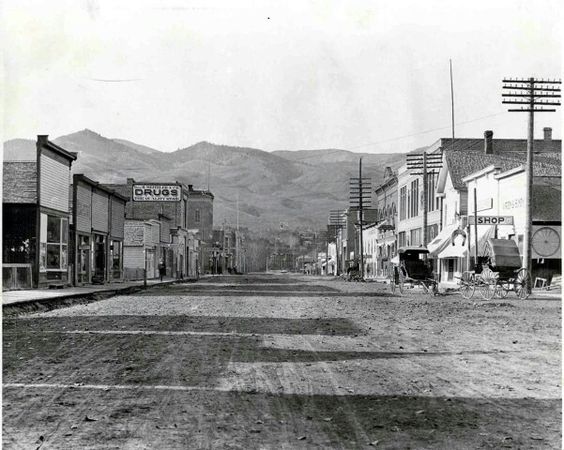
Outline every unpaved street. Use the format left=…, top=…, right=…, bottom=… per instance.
left=3, top=274, right=561, bottom=449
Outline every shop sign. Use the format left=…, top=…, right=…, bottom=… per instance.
left=132, top=184, right=181, bottom=202
left=468, top=216, right=514, bottom=225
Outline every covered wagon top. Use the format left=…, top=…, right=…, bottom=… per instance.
left=485, top=238, right=522, bottom=270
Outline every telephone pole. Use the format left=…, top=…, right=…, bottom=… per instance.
left=502, top=77, right=561, bottom=272
left=350, top=158, right=372, bottom=279
left=406, top=152, right=442, bottom=246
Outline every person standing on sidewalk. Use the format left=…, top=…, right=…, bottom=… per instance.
left=158, top=259, right=166, bottom=282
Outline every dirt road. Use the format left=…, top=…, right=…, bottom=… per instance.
left=3, top=274, right=561, bottom=449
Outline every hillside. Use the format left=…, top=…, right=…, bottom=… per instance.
left=3, top=131, right=406, bottom=230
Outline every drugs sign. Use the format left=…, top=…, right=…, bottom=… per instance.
left=132, top=184, right=181, bottom=202
left=468, top=216, right=514, bottom=225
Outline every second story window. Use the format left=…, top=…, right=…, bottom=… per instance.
left=399, top=186, right=407, bottom=221
left=195, top=209, right=201, bottom=223
left=410, top=179, right=419, bottom=218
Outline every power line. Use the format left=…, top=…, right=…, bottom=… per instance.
left=289, top=111, right=509, bottom=162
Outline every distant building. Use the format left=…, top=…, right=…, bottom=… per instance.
left=104, top=178, right=205, bottom=279
left=3, top=136, right=77, bottom=289
left=211, top=227, right=245, bottom=274
left=373, top=167, right=398, bottom=277
left=186, top=184, right=214, bottom=275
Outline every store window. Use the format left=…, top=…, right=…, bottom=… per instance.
left=410, top=228, right=421, bottom=246
left=398, top=231, right=407, bottom=248
left=40, top=214, right=68, bottom=272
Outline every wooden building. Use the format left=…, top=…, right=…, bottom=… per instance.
left=3, top=136, right=77, bottom=289
left=71, top=174, right=128, bottom=285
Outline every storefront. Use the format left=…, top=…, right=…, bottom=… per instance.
left=463, top=164, right=561, bottom=286
left=3, top=136, right=77, bottom=290
left=71, top=174, right=127, bottom=285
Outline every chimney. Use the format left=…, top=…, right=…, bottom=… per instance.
left=543, top=127, right=552, bottom=141
left=484, top=130, right=493, bottom=154
left=37, top=135, right=49, bottom=144
left=188, top=184, right=193, bottom=191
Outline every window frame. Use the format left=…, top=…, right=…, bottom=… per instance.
left=40, top=213, right=68, bottom=272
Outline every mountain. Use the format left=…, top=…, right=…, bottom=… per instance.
left=112, top=138, right=160, bottom=155
left=3, top=130, right=407, bottom=230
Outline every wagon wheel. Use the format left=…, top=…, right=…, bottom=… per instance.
left=398, top=267, right=406, bottom=294
left=459, top=271, right=475, bottom=300
left=494, top=280, right=509, bottom=298
left=428, top=280, right=438, bottom=297
left=478, top=267, right=497, bottom=300
left=421, top=281, right=429, bottom=295
left=514, top=268, right=532, bottom=299
left=389, top=273, right=396, bottom=294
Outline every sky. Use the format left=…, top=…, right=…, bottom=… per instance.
left=2, top=0, right=562, bottom=153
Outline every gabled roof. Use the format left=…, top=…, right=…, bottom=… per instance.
left=444, top=151, right=561, bottom=190
left=39, top=137, right=78, bottom=161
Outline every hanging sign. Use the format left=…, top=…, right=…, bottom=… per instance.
left=468, top=216, right=514, bottom=225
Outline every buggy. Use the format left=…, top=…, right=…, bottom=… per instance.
left=389, top=246, right=438, bottom=296
left=458, top=238, right=532, bottom=300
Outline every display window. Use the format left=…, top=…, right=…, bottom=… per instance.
left=40, top=213, right=68, bottom=272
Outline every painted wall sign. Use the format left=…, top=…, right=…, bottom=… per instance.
left=503, top=197, right=524, bottom=210
left=124, top=225, right=144, bottom=245
left=132, top=184, right=181, bottom=202
left=468, top=216, right=514, bottom=225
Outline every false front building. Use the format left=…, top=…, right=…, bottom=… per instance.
left=3, top=136, right=77, bottom=289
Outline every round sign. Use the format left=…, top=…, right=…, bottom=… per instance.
left=532, top=227, right=560, bottom=257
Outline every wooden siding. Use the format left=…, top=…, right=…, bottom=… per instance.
left=3, top=162, right=37, bottom=203
left=150, top=222, right=160, bottom=246
left=40, top=154, right=70, bottom=212
left=91, top=190, right=109, bottom=233
left=75, top=183, right=92, bottom=233
left=111, top=198, right=125, bottom=239
left=160, top=219, right=171, bottom=243
left=124, top=246, right=145, bottom=269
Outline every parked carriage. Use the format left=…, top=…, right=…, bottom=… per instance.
left=389, top=247, right=438, bottom=296
left=458, top=238, right=532, bottom=300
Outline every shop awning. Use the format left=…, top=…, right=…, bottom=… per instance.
left=438, top=225, right=496, bottom=259
left=438, top=244, right=467, bottom=259
left=428, top=224, right=459, bottom=256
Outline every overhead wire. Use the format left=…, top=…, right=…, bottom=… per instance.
left=289, top=111, right=509, bottom=161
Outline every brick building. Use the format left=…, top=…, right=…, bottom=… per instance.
left=186, top=185, right=214, bottom=274
left=3, top=136, right=77, bottom=289
left=104, top=178, right=212, bottom=278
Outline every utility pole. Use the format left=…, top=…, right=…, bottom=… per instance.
left=450, top=59, right=455, bottom=141
left=502, top=77, right=561, bottom=272
left=349, top=160, right=371, bottom=279
left=406, top=152, right=442, bottom=246
left=236, top=192, right=239, bottom=272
